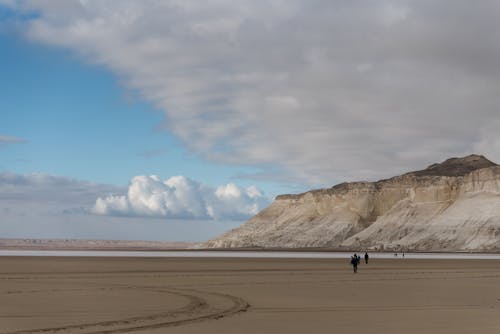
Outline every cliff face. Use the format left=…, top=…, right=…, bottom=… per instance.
left=205, top=155, right=500, bottom=251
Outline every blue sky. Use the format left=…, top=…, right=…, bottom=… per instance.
left=2, top=1, right=500, bottom=241
left=0, top=9, right=283, bottom=241
left=0, top=33, right=287, bottom=194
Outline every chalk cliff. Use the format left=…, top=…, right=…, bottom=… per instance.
left=205, top=155, right=500, bottom=251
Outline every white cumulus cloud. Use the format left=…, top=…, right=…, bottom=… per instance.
left=93, top=175, right=269, bottom=220
left=0, top=172, right=247, bottom=241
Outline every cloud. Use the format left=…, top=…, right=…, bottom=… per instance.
left=0, top=172, right=122, bottom=216
left=9, top=1, right=500, bottom=184
left=93, top=175, right=270, bottom=220
left=0, top=172, right=251, bottom=241
left=473, top=120, right=500, bottom=165
left=0, top=135, right=27, bottom=146
left=0, top=172, right=268, bottom=221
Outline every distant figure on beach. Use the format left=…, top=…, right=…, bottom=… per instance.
left=364, top=252, right=369, bottom=264
left=394, top=253, right=398, bottom=257
left=403, top=252, right=405, bottom=258
left=351, top=254, right=358, bottom=273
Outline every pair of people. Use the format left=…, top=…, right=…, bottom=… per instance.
left=350, top=252, right=369, bottom=273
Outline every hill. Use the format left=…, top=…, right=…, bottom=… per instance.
left=205, top=155, right=500, bottom=251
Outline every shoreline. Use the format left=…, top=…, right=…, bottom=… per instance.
left=2, top=249, right=500, bottom=260
left=1, top=246, right=500, bottom=254
left=2, top=238, right=500, bottom=254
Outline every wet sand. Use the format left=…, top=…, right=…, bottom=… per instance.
left=1, top=256, right=500, bottom=333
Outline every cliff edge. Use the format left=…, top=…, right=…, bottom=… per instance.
left=205, top=155, right=500, bottom=251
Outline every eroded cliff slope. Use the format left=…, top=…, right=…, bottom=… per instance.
left=205, top=155, right=500, bottom=251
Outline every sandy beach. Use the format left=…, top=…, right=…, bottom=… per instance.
left=1, top=256, right=500, bottom=334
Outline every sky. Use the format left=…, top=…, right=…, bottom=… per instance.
left=1, top=0, right=500, bottom=241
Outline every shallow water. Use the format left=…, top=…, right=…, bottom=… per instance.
left=0, top=250, right=499, bottom=259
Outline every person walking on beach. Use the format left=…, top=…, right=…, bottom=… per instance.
left=364, top=252, right=369, bottom=264
left=351, top=254, right=358, bottom=273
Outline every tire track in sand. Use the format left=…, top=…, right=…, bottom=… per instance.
left=1, top=287, right=250, bottom=334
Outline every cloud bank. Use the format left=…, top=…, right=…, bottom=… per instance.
left=93, top=175, right=269, bottom=220
left=0, top=172, right=268, bottom=221
left=0, top=172, right=247, bottom=241
left=0, top=172, right=122, bottom=216
left=8, top=1, right=500, bottom=184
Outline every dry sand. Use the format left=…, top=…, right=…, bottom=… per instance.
left=1, top=256, right=500, bottom=333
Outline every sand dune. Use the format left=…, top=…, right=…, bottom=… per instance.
left=1, top=256, right=500, bottom=333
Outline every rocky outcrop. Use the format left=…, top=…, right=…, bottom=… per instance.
left=205, top=155, right=500, bottom=251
